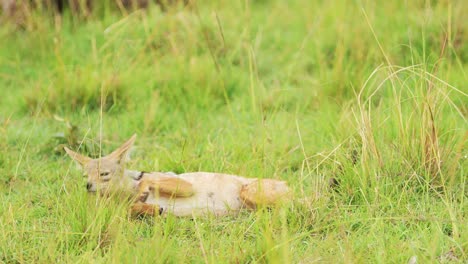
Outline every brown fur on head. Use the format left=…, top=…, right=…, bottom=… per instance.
left=64, top=134, right=136, bottom=193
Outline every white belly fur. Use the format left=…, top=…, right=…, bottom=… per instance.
left=144, top=172, right=256, bottom=216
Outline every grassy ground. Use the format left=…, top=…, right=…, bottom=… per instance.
left=0, top=0, right=467, bottom=263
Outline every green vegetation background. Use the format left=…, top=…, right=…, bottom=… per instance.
left=0, top=0, right=466, bottom=263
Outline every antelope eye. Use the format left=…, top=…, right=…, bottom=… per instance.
left=100, top=172, right=110, bottom=177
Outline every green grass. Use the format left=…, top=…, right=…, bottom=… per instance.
left=0, top=0, right=467, bottom=262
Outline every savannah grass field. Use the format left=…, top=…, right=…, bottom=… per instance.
left=0, top=0, right=467, bottom=263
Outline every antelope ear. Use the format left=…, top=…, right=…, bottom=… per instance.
left=64, top=147, right=92, bottom=167
left=107, top=134, right=137, bottom=162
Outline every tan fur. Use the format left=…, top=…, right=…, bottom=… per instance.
left=138, top=175, right=195, bottom=198
left=131, top=202, right=159, bottom=217
left=64, top=147, right=91, bottom=166
left=65, top=135, right=136, bottom=193
left=240, top=179, right=291, bottom=209
left=65, top=135, right=292, bottom=217
left=133, top=172, right=291, bottom=217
